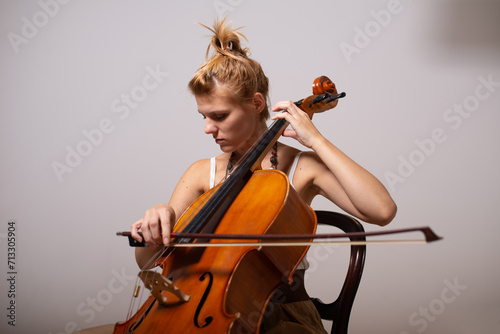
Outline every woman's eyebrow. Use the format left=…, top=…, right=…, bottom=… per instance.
left=198, top=109, right=229, bottom=115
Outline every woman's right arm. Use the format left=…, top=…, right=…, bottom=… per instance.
left=131, top=159, right=209, bottom=269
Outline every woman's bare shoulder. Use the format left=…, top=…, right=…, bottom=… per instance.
left=182, top=154, right=228, bottom=191
left=187, top=157, right=212, bottom=171
left=177, top=158, right=212, bottom=189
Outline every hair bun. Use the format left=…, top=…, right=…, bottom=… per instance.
left=201, top=18, right=249, bottom=59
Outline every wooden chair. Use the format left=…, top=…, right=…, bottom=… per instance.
left=311, top=211, right=366, bottom=334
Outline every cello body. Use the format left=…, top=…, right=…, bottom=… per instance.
left=113, top=169, right=316, bottom=334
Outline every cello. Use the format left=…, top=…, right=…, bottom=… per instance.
left=113, top=76, right=345, bottom=334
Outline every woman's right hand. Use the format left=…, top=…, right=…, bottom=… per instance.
left=130, top=204, right=176, bottom=248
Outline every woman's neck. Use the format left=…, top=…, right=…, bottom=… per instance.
left=232, top=121, right=268, bottom=161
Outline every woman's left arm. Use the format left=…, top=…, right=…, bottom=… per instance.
left=272, top=101, right=397, bottom=226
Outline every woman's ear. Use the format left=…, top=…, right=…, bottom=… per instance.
left=253, top=92, right=266, bottom=114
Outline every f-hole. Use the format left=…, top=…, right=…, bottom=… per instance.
left=194, top=272, right=214, bottom=328
left=128, top=299, right=156, bottom=332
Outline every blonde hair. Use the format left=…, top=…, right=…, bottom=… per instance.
left=188, top=18, right=270, bottom=120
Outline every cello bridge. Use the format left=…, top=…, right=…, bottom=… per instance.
left=138, top=270, right=191, bottom=305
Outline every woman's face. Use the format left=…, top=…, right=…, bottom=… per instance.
left=196, top=88, right=263, bottom=156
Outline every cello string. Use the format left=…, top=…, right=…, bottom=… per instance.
left=125, top=246, right=173, bottom=320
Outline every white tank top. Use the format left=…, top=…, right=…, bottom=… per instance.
left=208, top=153, right=309, bottom=270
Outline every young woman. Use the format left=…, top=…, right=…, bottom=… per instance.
left=77, top=18, right=396, bottom=334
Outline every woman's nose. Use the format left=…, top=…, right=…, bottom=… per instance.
left=204, top=119, right=216, bottom=134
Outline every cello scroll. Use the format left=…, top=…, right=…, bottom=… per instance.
left=294, top=75, right=346, bottom=118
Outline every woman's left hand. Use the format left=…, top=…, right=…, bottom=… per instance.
left=271, top=100, right=323, bottom=149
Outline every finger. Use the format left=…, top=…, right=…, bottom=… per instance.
left=158, top=209, right=172, bottom=246
left=271, top=104, right=296, bottom=121
left=130, top=219, right=143, bottom=242
left=141, top=211, right=156, bottom=248
left=148, top=211, right=163, bottom=245
left=271, top=111, right=289, bottom=120
left=282, top=129, right=297, bottom=139
left=271, top=100, right=295, bottom=112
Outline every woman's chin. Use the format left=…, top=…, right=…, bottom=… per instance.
left=218, top=144, right=234, bottom=153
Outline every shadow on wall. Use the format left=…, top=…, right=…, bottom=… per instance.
left=430, top=0, right=500, bottom=51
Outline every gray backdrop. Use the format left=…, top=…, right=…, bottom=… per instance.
left=1, top=1, right=499, bottom=333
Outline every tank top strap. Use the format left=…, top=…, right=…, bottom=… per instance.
left=288, top=152, right=302, bottom=189
left=209, top=157, right=216, bottom=188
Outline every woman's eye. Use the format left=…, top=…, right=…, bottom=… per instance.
left=199, top=113, right=227, bottom=120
